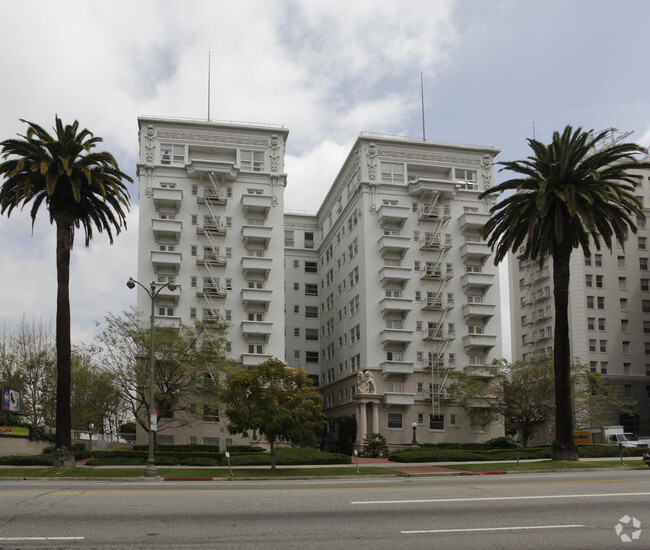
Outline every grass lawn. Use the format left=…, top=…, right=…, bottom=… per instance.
left=0, top=466, right=398, bottom=479
left=451, top=459, right=648, bottom=472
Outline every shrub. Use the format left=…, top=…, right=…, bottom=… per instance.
left=86, top=457, right=144, bottom=466
left=361, top=433, right=389, bottom=458
left=484, top=436, right=519, bottom=449
left=179, top=456, right=221, bottom=466
left=0, top=454, right=55, bottom=466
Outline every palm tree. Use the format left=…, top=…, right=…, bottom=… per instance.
left=0, top=117, right=132, bottom=466
left=479, top=125, right=649, bottom=460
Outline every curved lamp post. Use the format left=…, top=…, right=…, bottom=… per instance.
left=126, top=277, right=176, bottom=477
left=411, top=422, right=418, bottom=446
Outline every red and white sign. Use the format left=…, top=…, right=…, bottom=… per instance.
left=149, top=409, right=158, bottom=432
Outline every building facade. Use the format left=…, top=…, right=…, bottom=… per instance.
left=509, top=164, right=650, bottom=437
left=135, top=117, right=505, bottom=448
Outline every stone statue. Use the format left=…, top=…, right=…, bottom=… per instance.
left=358, top=369, right=376, bottom=393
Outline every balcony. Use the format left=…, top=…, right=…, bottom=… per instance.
left=241, top=353, right=273, bottom=367
left=461, top=272, right=494, bottom=291
left=196, top=286, right=227, bottom=298
left=151, top=250, right=181, bottom=273
left=421, top=298, right=453, bottom=312
left=379, top=297, right=413, bottom=316
left=381, top=362, right=415, bottom=376
left=241, top=288, right=273, bottom=310
left=380, top=328, right=414, bottom=348
left=241, top=256, right=273, bottom=279
left=197, top=189, right=227, bottom=206
left=241, top=321, right=273, bottom=341
left=152, top=218, right=182, bottom=242
left=462, top=333, right=498, bottom=351
left=197, top=220, right=227, bottom=236
left=383, top=392, right=415, bottom=406
left=152, top=187, right=182, bottom=212
left=378, top=235, right=411, bottom=258
left=241, top=224, right=272, bottom=248
left=407, top=177, right=458, bottom=199
left=423, top=328, right=453, bottom=341
left=462, top=302, right=496, bottom=321
left=418, top=205, right=451, bottom=223
left=377, top=204, right=410, bottom=228
left=241, top=194, right=272, bottom=218
left=458, top=211, right=490, bottom=232
left=460, top=239, right=491, bottom=262
left=379, top=265, right=411, bottom=286
left=196, top=254, right=227, bottom=267
left=185, top=159, right=239, bottom=180
left=421, top=267, right=452, bottom=281
left=463, top=365, right=497, bottom=378
left=157, top=284, right=181, bottom=305
left=420, top=236, right=452, bottom=251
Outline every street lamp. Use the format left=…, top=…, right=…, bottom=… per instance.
left=411, top=422, right=418, bottom=446
left=126, top=277, right=176, bottom=478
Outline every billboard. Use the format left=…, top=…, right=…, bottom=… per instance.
left=2, top=387, right=21, bottom=413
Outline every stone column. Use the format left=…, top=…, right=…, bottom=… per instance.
left=358, top=402, right=368, bottom=443
left=371, top=402, right=379, bottom=434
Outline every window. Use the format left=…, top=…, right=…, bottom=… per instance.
left=387, top=381, right=403, bottom=392
left=304, top=232, right=314, bottom=249
left=350, top=325, right=360, bottom=344
left=429, top=415, right=445, bottom=430
left=158, top=306, right=175, bottom=317
left=641, top=258, right=649, bottom=271
left=639, top=237, right=647, bottom=250
left=380, top=162, right=404, bottom=183
left=587, top=317, right=595, bottom=331
left=643, top=300, right=650, bottom=313
left=241, top=150, right=264, bottom=171
left=595, top=254, right=602, bottom=267
left=305, top=329, right=319, bottom=341
left=455, top=168, right=478, bottom=189
left=305, top=261, right=318, bottom=273
left=160, top=143, right=184, bottom=165
left=599, top=340, right=607, bottom=353
left=202, top=405, right=219, bottom=422
left=595, top=275, right=603, bottom=288
left=306, top=351, right=319, bottom=363
left=619, top=277, right=627, bottom=290
left=618, top=255, right=626, bottom=268
left=349, top=266, right=359, bottom=287
left=597, top=297, right=605, bottom=310
left=642, top=279, right=650, bottom=292
left=585, top=274, right=593, bottom=288
left=589, top=339, right=597, bottom=352
left=350, top=295, right=360, bottom=316
left=598, top=318, right=606, bottom=331
left=387, top=412, right=403, bottom=429
left=386, top=350, right=403, bottom=361
left=644, top=321, right=650, bottom=334
left=623, top=341, right=631, bottom=355
left=285, top=230, right=294, bottom=247
left=587, top=296, right=594, bottom=309
left=621, top=298, right=629, bottom=311
left=622, top=319, right=630, bottom=333
left=624, top=385, right=633, bottom=398
left=305, top=284, right=318, bottom=296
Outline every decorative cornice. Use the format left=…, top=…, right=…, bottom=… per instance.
left=377, top=147, right=483, bottom=166
left=156, top=130, right=268, bottom=147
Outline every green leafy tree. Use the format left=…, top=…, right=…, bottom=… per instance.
left=479, top=126, right=649, bottom=460
left=222, top=358, right=325, bottom=469
left=0, top=117, right=132, bottom=466
left=449, top=357, right=637, bottom=447
left=95, top=309, right=233, bottom=441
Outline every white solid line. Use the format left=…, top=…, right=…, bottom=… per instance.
left=402, top=524, right=585, bottom=534
left=351, top=491, right=650, bottom=505
left=0, top=537, right=85, bottom=541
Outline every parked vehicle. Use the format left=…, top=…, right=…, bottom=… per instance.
left=574, top=426, right=650, bottom=448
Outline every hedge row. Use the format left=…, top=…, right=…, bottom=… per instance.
left=388, top=444, right=648, bottom=463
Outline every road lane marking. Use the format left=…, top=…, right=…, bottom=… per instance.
left=352, top=491, right=650, bottom=504
left=402, top=524, right=585, bottom=534
left=0, top=537, right=84, bottom=541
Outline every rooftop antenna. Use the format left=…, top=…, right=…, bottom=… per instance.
left=207, top=51, right=211, bottom=122
left=420, top=72, right=426, bottom=142
left=532, top=122, right=536, bottom=140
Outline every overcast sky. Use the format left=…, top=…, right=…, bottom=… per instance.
left=1, top=0, right=649, bottom=353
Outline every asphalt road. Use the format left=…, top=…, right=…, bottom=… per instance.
left=1, top=470, right=649, bottom=549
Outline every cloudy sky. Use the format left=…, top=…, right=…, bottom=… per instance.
left=1, top=0, right=649, bottom=351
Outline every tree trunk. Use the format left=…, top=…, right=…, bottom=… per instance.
left=270, top=439, right=276, bottom=470
left=552, top=243, right=578, bottom=461
left=53, top=219, right=75, bottom=468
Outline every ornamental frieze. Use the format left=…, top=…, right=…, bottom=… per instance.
left=156, top=130, right=268, bottom=147
left=377, top=148, right=484, bottom=166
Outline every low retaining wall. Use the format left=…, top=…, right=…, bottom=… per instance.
left=0, top=437, right=50, bottom=457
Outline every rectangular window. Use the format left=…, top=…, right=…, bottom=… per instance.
left=305, top=284, right=318, bottom=296
left=304, top=261, right=318, bottom=273
left=429, top=414, right=445, bottom=430
left=380, top=162, right=404, bottom=183
left=387, top=412, right=403, bottom=429
left=241, top=150, right=264, bottom=171
left=455, top=168, right=478, bottom=189
left=160, top=143, right=184, bottom=165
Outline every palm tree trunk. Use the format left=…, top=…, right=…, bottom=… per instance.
left=552, top=243, right=578, bottom=461
left=53, top=219, right=75, bottom=468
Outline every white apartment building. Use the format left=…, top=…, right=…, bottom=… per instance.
left=135, top=116, right=505, bottom=448
left=509, top=164, right=650, bottom=436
